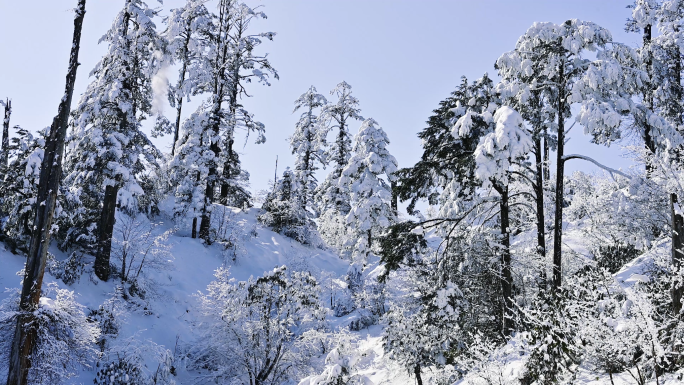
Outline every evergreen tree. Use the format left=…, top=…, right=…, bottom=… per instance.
left=340, top=118, right=397, bottom=273
left=0, top=128, right=48, bottom=254
left=0, top=98, right=10, bottom=169
left=218, top=2, right=277, bottom=207
left=62, top=0, right=164, bottom=280
left=316, top=81, right=363, bottom=216
left=291, top=86, right=327, bottom=213
left=162, top=0, right=212, bottom=156
left=259, top=167, right=315, bottom=245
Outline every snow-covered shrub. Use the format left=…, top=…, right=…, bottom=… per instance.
left=210, top=205, right=255, bottom=262
left=298, top=330, right=372, bottom=385
left=111, top=213, right=173, bottom=299
left=47, top=251, right=87, bottom=285
left=96, top=336, right=177, bottom=385
left=94, top=358, right=144, bottom=385
left=0, top=283, right=100, bottom=384
left=189, top=266, right=327, bottom=384
left=88, top=294, right=125, bottom=351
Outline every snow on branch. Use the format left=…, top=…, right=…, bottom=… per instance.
left=562, top=153, right=631, bottom=180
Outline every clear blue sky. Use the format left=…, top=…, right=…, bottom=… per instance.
left=0, top=0, right=638, bottom=196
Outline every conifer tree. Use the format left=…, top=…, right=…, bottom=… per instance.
left=218, top=3, right=277, bottom=206
left=162, top=0, right=212, bottom=156
left=340, top=118, right=398, bottom=272
left=316, top=81, right=363, bottom=216
left=0, top=128, right=48, bottom=254
left=63, top=0, right=164, bottom=281
left=291, top=86, right=327, bottom=212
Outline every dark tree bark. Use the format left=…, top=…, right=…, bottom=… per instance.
left=391, top=180, right=398, bottom=216
left=494, top=182, right=514, bottom=337
left=6, top=2, right=86, bottom=384
left=671, top=42, right=684, bottom=315
left=1, top=98, right=10, bottom=168
left=94, top=184, right=118, bottom=281
left=552, top=64, right=566, bottom=291
left=543, top=129, right=550, bottom=182
left=534, top=135, right=547, bottom=283
left=414, top=364, right=424, bottom=385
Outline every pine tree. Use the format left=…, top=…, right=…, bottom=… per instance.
left=340, top=118, right=398, bottom=271
left=218, top=2, right=277, bottom=207
left=63, top=0, right=164, bottom=281
left=0, top=128, right=48, bottom=254
left=316, top=81, right=363, bottom=216
left=291, top=86, right=327, bottom=213
left=162, top=0, right=212, bottom=156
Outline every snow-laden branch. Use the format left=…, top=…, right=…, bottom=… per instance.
left=562, top=154, right=631, bottom=180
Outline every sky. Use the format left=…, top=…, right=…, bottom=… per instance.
left=0, top=0, right=639, bottom=197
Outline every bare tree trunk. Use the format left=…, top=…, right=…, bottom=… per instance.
left=543, top=129, right=550, bottom=182
left=171, top=25, right=192, bottom=157
left=6, top=2, right=86, bottom=384
left=414, top=364, right=423, bottom=385
left=534, top=135, right=547, bottom=284
left=95, top=184, right=118, bottom=281
left=495, top=183, right=514, bottom=337
left=391, top=180, right=398, bottom=216
left=552, top=64, right=566, bottom=291
left=672, top=43, right=684, bottom=315
left=1, top=98, right=10, bottom=168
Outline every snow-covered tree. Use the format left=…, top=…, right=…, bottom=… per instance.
left=217, top=2, right=277, bottom=206
left=62, top=0, right=164, bottom=281
left=316, top=81, right=364, bottom=216
left=496, top=19, right=639, bottom=290
left=162, top=0, right=211, bottom=156
left=340, top=118, right=398, bottom=268
left=0, top=127, right=47, bottom=253
left=291, top=86, right=328, bottom=212
left=189, top=266, right=326, bottom=384
left=259, top=167, right=317, bottom=245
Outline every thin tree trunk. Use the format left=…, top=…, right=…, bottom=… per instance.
left=414, top=364, right=423, bottom=385
left=543, top=129, right=550, bottom=182
left=643, top=24, right=657, bottom=178
left=1, top=98, right=10, bottom=168
left=391, top=180, right=398, bottom=216
left=495, top=183, right=514, bottom=336
left=6, top=2, right=86, bottom=384
left=672, top=43, right=684, bottom=314
left=171, top=24, right=192, bottom=157
left=534, top=135, right=546, bottom=284
left=552, top=64, right=566, bottom=291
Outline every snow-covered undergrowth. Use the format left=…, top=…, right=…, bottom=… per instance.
left=0, top=204, right=415, bottom=384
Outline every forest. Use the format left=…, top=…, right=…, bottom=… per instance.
left=1, top=0, right=684, bottom=384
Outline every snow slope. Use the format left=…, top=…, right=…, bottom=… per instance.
left=0, top=206, right=358, bottom=384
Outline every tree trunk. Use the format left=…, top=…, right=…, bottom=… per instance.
left=495, top=183, right=514, bottom=337
left=391, top=180, right=398, bottom=216
left=543, top=129, right=550, bottom=182
left=414, top=364, right=423, bottom=385
left=643, top=24, right=657, bottom=177
left=1, top=98, right=10, bottom=168
left=672, top=41, right=684, bottom=314
left=552, top=64, right=566, bottom=291
left=171, top=25, right=192, bottom=157
left=534, top=135, right=547, bottom=284
left=6, top=2, right=86, bottom=384
left=95, top=184, right=118, bottom=281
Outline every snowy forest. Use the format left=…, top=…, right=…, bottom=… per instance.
left=4, top=0, right=684, bottom=384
